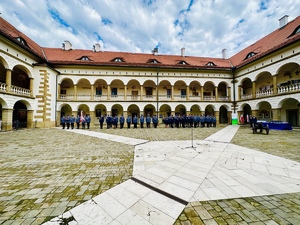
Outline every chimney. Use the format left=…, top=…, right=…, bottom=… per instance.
left=62, top=40, right=72, bottom=50
left=93, top=43, right=101, bottom=52
left=181, top=47, right=185, bottom=57
left=152, top=47, right=158, bottom=55
left=279, top=15, right=289, bottom=28
left=222, top=48, right=227, bottom=59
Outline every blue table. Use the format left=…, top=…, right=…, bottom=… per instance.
left=262, top=122, right=292, bottom=130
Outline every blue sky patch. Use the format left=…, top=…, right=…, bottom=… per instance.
left=102, top=18, right=112, bottom=25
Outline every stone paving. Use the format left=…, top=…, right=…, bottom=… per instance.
left=0, top=125, right=300, bottom=224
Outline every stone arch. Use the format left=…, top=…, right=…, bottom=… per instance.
left=189, top=81, right=201, bottom=97
left=0, top=57, right=9, bottom=84
left=174, top=80, right=187, bottom=97
left=95, top=104, right=107, bottom=117
left=144, top=104, right=156, bottom=117
left=11, top=65, right=31, bottom=89
left=111, top=104, right=124, bottom=117
left=205, top=104, right=216, bottom=116
left=277, top=98, right=299, bottom=126
left=217, top=81, right=228, bottom=99
left=94, top=79, right=108, bottom=97
left=127, top=104, right=140, bottom=118
left=159, top=104, right=171, bottom=117
left=77, top=104, right=90, bottom=117
left=190, top=104, right=201, bottom=115
left=256, top=100, right=272, bottom=121
left=175, top=104, right=186, bottom=115
left=219, top=105, right=230, bottom=124
left=13, top=100, right=32, bottom=128
left=276, top=62, right=300, bottom=87
left=203, top=81, right=215, bottom=99
left=127, top=79, right=141, bottom=100
left=60, top=78, right=74, bottom=99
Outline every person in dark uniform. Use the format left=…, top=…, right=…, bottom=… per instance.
left=133, top=115, right=138, bottom=128
left=152, top=115, right=158, bottom=128
left=65, top=115, right=70, bottom=129
left=140, top=115, right=144, bottom=128
left=70, top=115, right=75, bottom=129
left=126, top=115, right=131, bottom=128
left=212, top=115, right=216, bottom=127
left=163, top=116, right=168, bottom=128
left=76, top=115, right=80, bottom=129
left=115, top=115, right=118, bottom=128
left=119, top=114, right=124, bottom=129
left=61, top=116, right=66, bottom=129
left=85, top=114, right=91, bottom=129
left=174, top=114, right=179, bottom=128
left=99, top=115, right=104, bottom=129
left=146, top=114, right=151, bottom=128
left=182, top=115, right=186, bottom=128
left=169, top=115, right=174, bottom=128
left=106, top=114, right=112, bottom=129
left=112, top=116, right=116, bottom=129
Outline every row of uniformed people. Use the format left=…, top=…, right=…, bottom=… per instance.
left=99, top=114, right=159, bottom=129
left=162, top=114, right=217, bottom=128
left=60, top=114, right=91, bottom=129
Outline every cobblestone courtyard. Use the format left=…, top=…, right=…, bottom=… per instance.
left=0, top=125, right=299, bottom=224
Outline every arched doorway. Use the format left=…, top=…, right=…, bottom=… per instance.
left=159, top=104, right=171, bottom=117
left=111, top=104, right=123, bottom=117
left=13, top=101, right=27, bottom=128
left=175, top=104, right=186, bottom=116
left=205, top=105, right=215, bottom=116
left=190, top=104, right=201, bottom=115
left=61, top=104, right=72, bottom=119
left=95, top=104, right=107, bottom=117
left=144, top=104, right=156, bottom=117
left=128, top=104, right=140, bottom=118
left=279, top=98, right=299, bottom=126
left=219, top=105, right=228, bottom=123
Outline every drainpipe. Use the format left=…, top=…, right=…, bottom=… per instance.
left=232, top=67, right=236, bottom=113
left=156, top=67, right=159, bottom=117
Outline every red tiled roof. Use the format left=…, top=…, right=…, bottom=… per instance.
left=0, top=17, right=45, bottom=60
left=229, top=16, right=300, bottom=68
left=42, top=47, right=232, bottom=69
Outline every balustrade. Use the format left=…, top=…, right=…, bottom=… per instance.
left=241, top=93, right=252, bottom=99
left=256, top=89, right=273, bottom=97
left=277, top=83, right=300, bottom=93
left=0, top=82, right=7, bottom=92
left=10, top=85, right=31, bottom=96
left=203, top=96, right=216, bottom=100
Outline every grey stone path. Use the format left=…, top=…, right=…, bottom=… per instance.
left=43, top=126, right=300, bottom=225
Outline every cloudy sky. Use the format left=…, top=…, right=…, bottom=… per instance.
left=1, top=0, right=299, bottom=58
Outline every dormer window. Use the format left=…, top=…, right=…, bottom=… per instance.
left=288, top=25, right=300, bottom=38
left=179, top=61, right=188, bottom=65
left=245, top=52, right=256, bottom=60
left=206, top=62, right=216, bottom=66
left=149, top=59, right=160, bottom=64
left=16, top=37, right=28, bottom=46
left=112, top=58, right=123, bottom=62
left=78, top=56, right=91, bottom=61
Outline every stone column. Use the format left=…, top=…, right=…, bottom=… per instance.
left=227, top=111, right=232, bottom=124
left=57, top=84, right=61, bottom=99
left=2, top=108, right=13, bottom=131
left=89, top=111, right=95, bottom=127
left=215, top=86, right=218, bottom=100
left=227, top=87, right=231, bottom=101
left=27, top=110, right=34, bottom=128
left=251, top=110, right=259, bottom=118
left=273, top=75, right=278, bottom=94
left=171, top=85, right=174, bottom=100
left=107, top=85, right=111, bottom=100
left=200, top=86, right=204, bottom=100
left=238, top=85, right=242, bottom=100
left=186, top=86, right=189, bottom=100
left=91, top=84, right=94, bottom=100
left=6, top=69, right=11, bottom=92
left=140, top=85, right=143, bottom=100
left=29, top=78, right=34, bottom=97
left=272, top=108, right=281, bottom=121
left=214, top=111, right=219, bottom=124
left=56, top=111, right=61, bottom=127
left=124, top=85, right=127, bottom=100
left=252, top=81, right=256, bottom=98
left=74, top=84, right=77, bottom=100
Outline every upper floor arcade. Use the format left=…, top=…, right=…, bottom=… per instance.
left=0, top=60, right=33, bottom=97
left=238, top=62, right=300, bottom=101
left=57, top=76, right=232, bottom=102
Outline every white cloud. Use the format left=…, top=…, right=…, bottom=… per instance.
left=1, top=0, right=299, bottom=57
